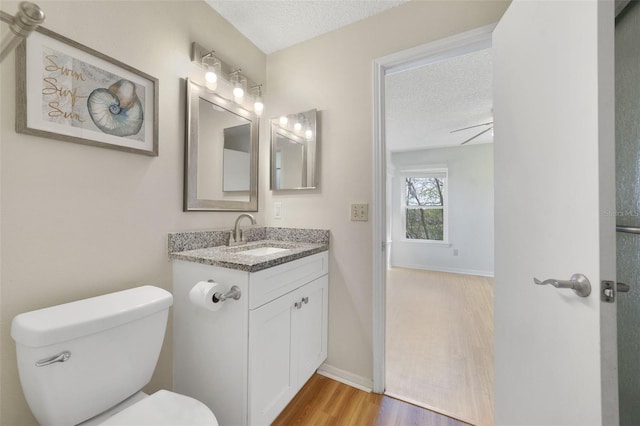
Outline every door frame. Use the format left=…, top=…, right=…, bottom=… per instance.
left=372, top=23, right=496, bottom=393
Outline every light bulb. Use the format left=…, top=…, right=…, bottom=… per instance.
left=252, top=86, right=264, bottom=116
left=305, top=129, right=313, bottom=140
left=279, top=116, right=288, bottom=126
left=231, top=71, right=246, bottom=100
left=205, top=70, right=217, bottom=84
left=205, top=72, right=217, bottom=91
left=294, top=121, right=302, bottom=131
left=202, top=53, right=220, bottom=91
left=254, top=100, right=264, bottom=115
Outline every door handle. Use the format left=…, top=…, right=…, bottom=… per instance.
left=533, top=273, right=591, bottom=297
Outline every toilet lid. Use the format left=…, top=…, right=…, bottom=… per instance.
left=100, top=390, right=218, bottom=426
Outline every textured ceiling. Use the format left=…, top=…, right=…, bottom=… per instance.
left=386, top=48, right=493, bottom=152
left=206, top=0, right=408, bottom=54
left=205, top=1, right=491, bottom=152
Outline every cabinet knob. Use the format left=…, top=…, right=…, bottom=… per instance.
left=294, top=297, right=309, bottom=309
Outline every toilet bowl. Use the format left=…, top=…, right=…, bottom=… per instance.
left=11, top=285, right=218, bottom=425
left=80, top=390, right=218, bottom=426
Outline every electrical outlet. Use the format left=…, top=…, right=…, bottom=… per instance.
left=274, top=202, right=282, bottom=219
left=351, top=203, right=369, bottom=221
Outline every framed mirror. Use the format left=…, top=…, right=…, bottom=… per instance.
left=270, top=109, right=318, bottom=190
left=185, top=78, right=258, bottom=211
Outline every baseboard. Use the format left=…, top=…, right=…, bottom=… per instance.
left=316, top=363, right=373, bottom=393
left=390, top=262, right=494, bottom=277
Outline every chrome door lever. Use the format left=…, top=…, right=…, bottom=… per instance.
left=533, top=273, right=591, bottom=297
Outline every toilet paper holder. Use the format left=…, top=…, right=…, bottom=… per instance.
left=208, top=280, right=241, bottom=303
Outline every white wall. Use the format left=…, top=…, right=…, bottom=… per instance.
left=390, top=144, right=494, bottom=276
left=0, top=2, right=265, bottom=424
left=263, top=1, right=509, bottom=387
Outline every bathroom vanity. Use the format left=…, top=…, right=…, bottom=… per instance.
left=169, top=228, right=329, bottom=426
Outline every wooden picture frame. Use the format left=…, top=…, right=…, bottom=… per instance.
left=15, top=25, right=159, bottom=156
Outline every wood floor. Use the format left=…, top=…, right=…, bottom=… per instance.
left=272, top=374, right=470, bottom=426
left=385, top=268, right=494, bottom=426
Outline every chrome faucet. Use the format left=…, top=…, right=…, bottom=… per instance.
left=229, top=213, right=256, bottom=246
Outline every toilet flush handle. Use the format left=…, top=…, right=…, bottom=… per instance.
left=36, top=350, right=71, bottom=367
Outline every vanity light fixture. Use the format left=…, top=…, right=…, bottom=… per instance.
left=202, top=51, right=221, bottom=90
left=252, top=85, right=264, bottom=116
left=278, top=114, right=313, bottom=139
left=301, top=117, right=313, bottom=139
left=190, top=42, right=263, bottom=111
left=230, top=70, right=246, bottom=99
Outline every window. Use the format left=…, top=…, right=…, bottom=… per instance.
left=403, top=172, right=447, bottom=241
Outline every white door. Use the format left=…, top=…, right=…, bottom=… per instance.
left=493, top=1, right=618, bottom=425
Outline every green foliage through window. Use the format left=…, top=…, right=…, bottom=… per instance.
left=405, top=176, right=445, bottom=240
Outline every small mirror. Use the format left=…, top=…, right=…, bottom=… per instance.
left=271, top=109, right=318, bottom=190
left=185, top=79, right=258, bottom=211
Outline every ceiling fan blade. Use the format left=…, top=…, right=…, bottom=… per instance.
left=460, top=126, right=493, bottom=145
left=450, top=121, right=494, bottom=133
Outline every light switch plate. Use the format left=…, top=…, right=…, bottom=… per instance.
left=274, top=202, right=282, bottom=219
left=351, top=203, right=369, bottom=221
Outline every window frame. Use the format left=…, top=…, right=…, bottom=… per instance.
left=400, top=169, right=449, bottom=244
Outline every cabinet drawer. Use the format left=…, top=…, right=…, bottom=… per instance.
left=249, top=251, right=328, bottom=310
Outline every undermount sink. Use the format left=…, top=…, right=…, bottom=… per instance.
left=237, top=247, right=290, bottom=256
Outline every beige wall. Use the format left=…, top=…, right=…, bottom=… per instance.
left=264, top=0, right=509, bottom=385
left=0, top=1, right=265, bottom=424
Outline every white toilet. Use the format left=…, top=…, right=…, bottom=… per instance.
left=11, top=285, right=218, bottom=426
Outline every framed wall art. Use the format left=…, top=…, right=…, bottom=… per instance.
left=15, top=25, right=159, bottom=156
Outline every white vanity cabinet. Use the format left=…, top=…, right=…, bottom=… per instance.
left=172, top=251, right=328, bottom=426
left=248, top=275, right=328, bottom=425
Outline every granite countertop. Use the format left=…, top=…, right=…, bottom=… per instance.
left=168, top=227, right=329, bottom=272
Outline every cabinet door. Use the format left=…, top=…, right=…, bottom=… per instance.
left=248, top=291, right=296, bottom=426
left=292, top=275, right=328, bottom=387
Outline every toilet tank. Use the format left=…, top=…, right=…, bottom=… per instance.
left=11, top=286, right=173, bottom=425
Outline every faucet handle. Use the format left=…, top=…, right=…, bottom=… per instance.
left=228, top=229, right=246, bottom=246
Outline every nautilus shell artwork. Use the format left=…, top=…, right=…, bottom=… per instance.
left=87, top=79, right=144, bottom=137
